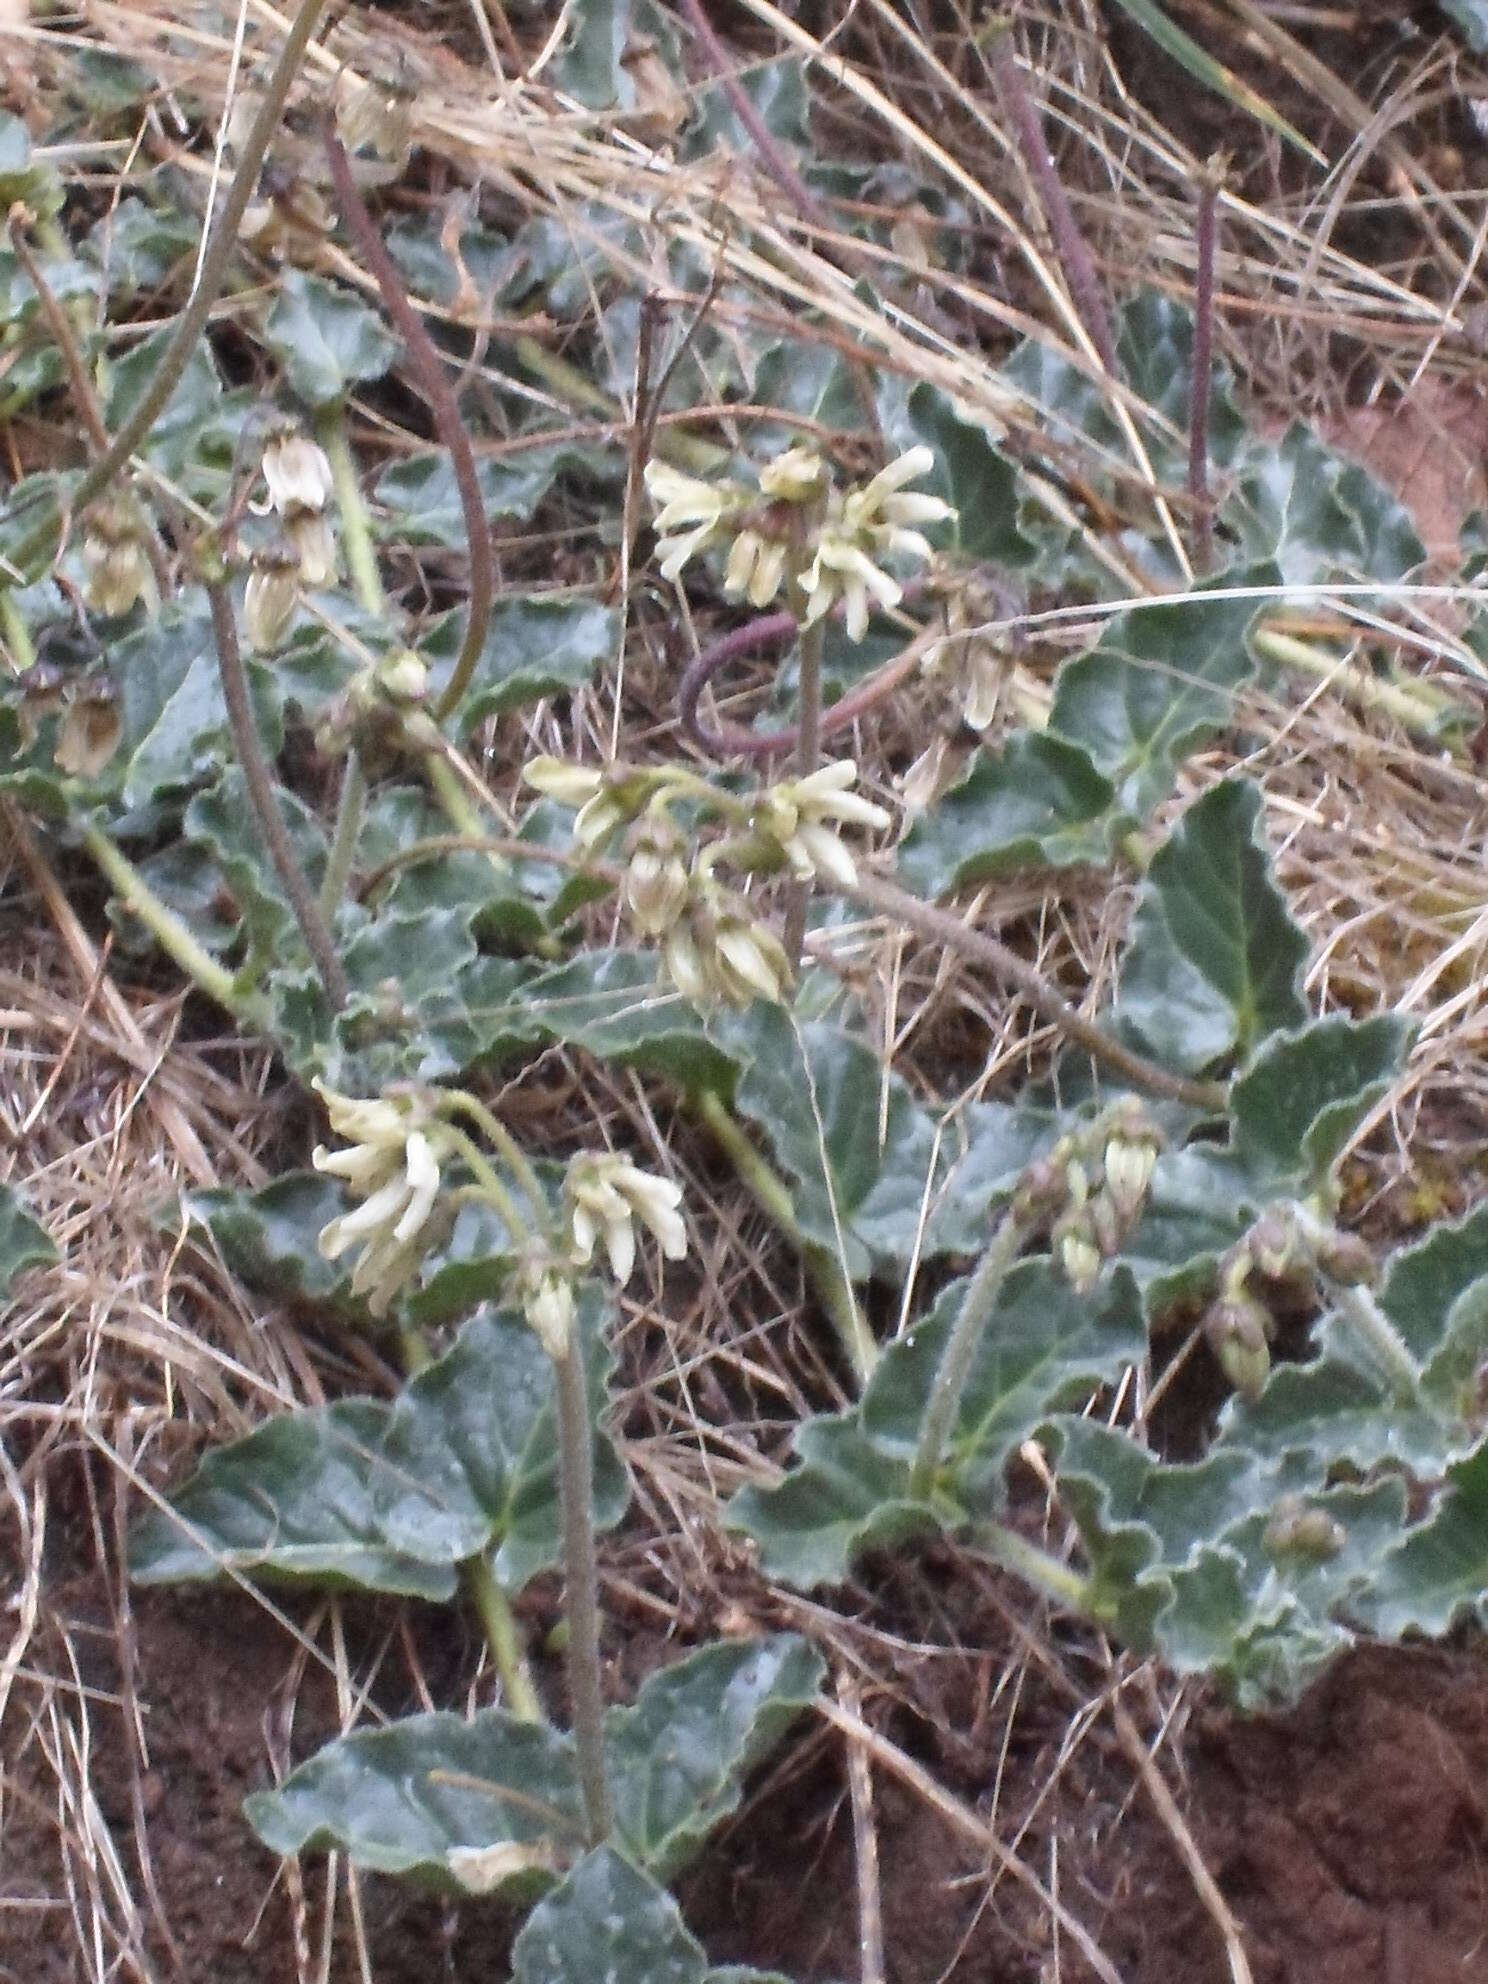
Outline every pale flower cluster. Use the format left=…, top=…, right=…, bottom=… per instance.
left=311, top=1080, right=444, bottom=1316
left=800, top=446, right=953, bottom=640
left=662, top=884, right=792, bottom=1008
left=564, top=1152, right=687, bottom=1286
left=752, top=760, right=891, bottom=887
left=81, top=501, right=157, bottom=620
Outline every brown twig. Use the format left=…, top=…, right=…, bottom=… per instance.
left=323, top=128, right=493, bottom=724
left=845, top=868, right=1228, bottom=1111
left=838, top=1675, right=885, bottom=1984
left=1189, top=158, right=1226, bottom=575
left=986, top=17, right=1119, bottom=377
left=679, top=607, right=939, bottom=760
left=205, top=583, right=349, bottom=1010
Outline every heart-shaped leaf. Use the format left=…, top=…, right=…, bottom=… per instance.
left=0, top=1183, right=56, bottom=1295
left=263, top=271, right=398, bottom=410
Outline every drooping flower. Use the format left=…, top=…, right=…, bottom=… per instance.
left=643, top=461, right=748, bottom=583
left=752, top=759, right=891, bottom=887
left=242, top=543, right=301, bottom=652
left=659, top=885, right=791, bottom=1009
left=312, top=1080, right=444, bottom=1316
left=564, top=1151, right=687, bottom=1286
left=81, top=504, right=155, bottom=620
left=286, top=506, right=338, bottom=587
left=52, top=678, right=122, bottom=779
left=259, top=425, right=333, bottom=516
left=622, top=814, right=690, bottom=938
left=522, top=1266, right=576, bottom=1360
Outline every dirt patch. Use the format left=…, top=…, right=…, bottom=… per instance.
left=11, top=1556, right=1488, bottom=1982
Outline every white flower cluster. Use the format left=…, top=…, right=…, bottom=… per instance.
left=564, top=1152, right=687, bottom=1286
left=311, top=1080, right=444, bottom=1316
left=644, top=445, right=953, bottom=641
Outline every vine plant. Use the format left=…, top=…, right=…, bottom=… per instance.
left=2, top=5, right=1488, bottom=1977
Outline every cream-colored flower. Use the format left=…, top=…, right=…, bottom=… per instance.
left=921, top=610, right=1002, bottom=732
left=286, top=507, right=338, bottom=587
left=622, top=816, right=690, bottom=938
left=800, top=447, right=953, bottom=642
left=524, top=757, right=605, bottom=808
left=523, top=1268, right=576, bottom=1359
left=243, top=545, right=301, bottom=652
left=52, top=680, right=122, bottom=779
left=375, top=648, right=428, bottom=703
left=564, top=1152, right=687, bottom=1286
left=313, top=1082, right=443, bottom=1316
left=81, top=506, right=155, bottom=619
left=260, top=427, right=333, bottom=516
left=753, top=760, right=892, bottom=887
left=643, top=460, right=748, bottom=582
left=722, top=528, right=788, bottom=609
left=708, top=897, right=791, bottom=1006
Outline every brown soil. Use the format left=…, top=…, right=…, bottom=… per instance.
left=10, top=1560, right=1488, bottom=1983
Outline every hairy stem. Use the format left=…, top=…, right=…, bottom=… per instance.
left=910, top=1204, right=1031, bottom=1496
left=971, top=1518, right=1095, bottom=1614
left=986, top=19, right=1118, bottom=377
left=323, top=129, right=492, bottom=723
left=694, top=1088, right=877, bottom=1385
left=81, top=822, right=249, bottom=1015
left=1188, top=160, right=1223, bottom=574
left=206, top=583, right=349, bottom=1009
left=0, top=591, right=34, bottom=671
left=1252, top=627, right=1460, bottom=738
left=1, top=0, right=330, bottom=579
left=845, top=869, right=1227, bottom=1111
left=319, top=751, right=367, bottom=923
left=551, top=1331, right=612, bottom=1844
left=782, top=612, right=825, bottom=968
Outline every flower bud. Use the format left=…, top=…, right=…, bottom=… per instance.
left=1314, top=1226, right=1378, bottom=1288
left=1263, top=1495, right=1347, bottom=1563
left=1088, top=1189, right=1123, bottom=1260
left=757, top=446, right=827, bottom=502
left=1102, top=1126, right=1160, bottom=1222
left=286, top=507, right=338, bottom=587
left=1247, top=1207, right=1303, bottom=1282
left=81, top=503, right=155, bottom=619
left=375, top=648, right=428, bottom=703
left=243, top=544, right=301, bottom=652
left=623, top=817, right=690, bottom=938
left=1054, top=1211, right=1102, bottom=1294
left=1203, top=1294, right=1272, bottom=1401
left=524, top=1270, right=575, bottom=1360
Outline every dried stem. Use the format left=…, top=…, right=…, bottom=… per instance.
left=551, top=1329, right=612, bottom=1844
left=323, top=129, right=492, bottom=724
left=0, top=0, right=330, bottom=579
left=986, top=18, right=1118, bottom=377
left=845, top=869, right=1227, bottom=1111
left=1189, top=159, right=1225, bottom=574
left=205, top=582, right=349, bottom=1010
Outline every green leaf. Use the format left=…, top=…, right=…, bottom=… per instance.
left=130, top=1291, right=627, bottom=1596
left=730, top=1266, right=1145, bottom=1589
left=262, top=271, right=398, bottom=410
left=247, top=1635, right=819, bottom=1896
left=1353, top=1443, right=1488, bottom=1641
left=104, top=331, right=245, bottom=498
left=1233, top=422, right=1425, bottom=587
left=548, top=0, right=679, bottom=111
left=374, top=444, right=620, bottom=549
left=247, top=1709, right=585, bottom=1886
left=0, top=1183, right=56, bottom=1295
left=87, top=197, right=199, bottom=298
left=880, top=381, right=1036, bottom=567
left=1115, top=777, right=1308, bottom=1073
left=684, top=55, right=809, bottom=157
left=1048, top=579, right=1273, bottom=824
left=604, top=1636, right=824, bottom=1879
left=428, top=594, right=618, bottom=732
left=751, top=341, right=867, bottom=438
left=727, top=1413, right=938, bottom=1591
left=894, top=732, right=1114, bottom=895
left=1229, top=1014, right=1410, bottom=1183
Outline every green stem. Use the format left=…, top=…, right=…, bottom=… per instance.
left=2, top=0, right=331, bottom=580
left=910, top=1205, right=1030, bottom=1497
left=1253, top=628, right=1462, bottom=739
left=1333, top=1282, right=1423, bottom=1403
left=550, top=1330, right=612, bottom=1845
left=206, top=582, right=349, bottom=1010
left=468, top=1557, right=544, bottom=1724
left=81, top=822, right=249, bottom=1014
left=0, top=591, right=34, bottom=671
left=444, top=1091, right=550, bottom=1227
left=319, top=750, right=367, bottom=923
left=694, top=1088, right=876, bottom=1386
left=443, top=1124, right=531, bottom=1238
left=971, top=1518, right=1096, bottom=1614
left=316, top=407, right=386, bottom=618
left=396, top=1322, right=543, bottom=1720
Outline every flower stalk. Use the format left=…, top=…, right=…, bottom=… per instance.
left=550, top=1324, right=612, bottom=1844
left=910, top=1201, right=1032, bottom=1497
left=81, top=822, right=251, bottom=1016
